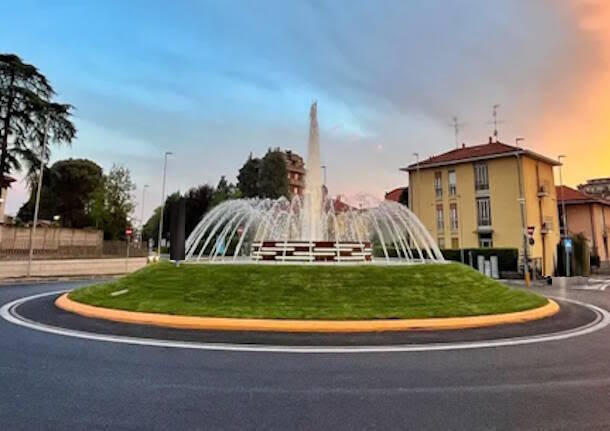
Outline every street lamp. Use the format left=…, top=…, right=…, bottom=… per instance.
left=157, top=152, right=173, bottom=258
left=27, top=113, right=50, bottom=278
left=558, top=154, right=569, bottom=277
left=515, top=138, right=529, bottom=286
left=413, top=152, right=420, bottom=215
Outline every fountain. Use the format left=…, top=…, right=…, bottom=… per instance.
left=185, top=103, right=444, bottom=264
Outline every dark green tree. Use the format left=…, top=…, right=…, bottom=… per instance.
left=185, top=184, right=215, bottom=237
left=259, top=148, right=289, bottom=199
left=237, top=154, right=261, bottom=197
left=211, top=176, right=240, bottom=207
left=0, top=54, right=75, bottom=180
left=17, top=158, right=102, bottom=227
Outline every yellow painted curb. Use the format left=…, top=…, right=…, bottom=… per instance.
left=55, top=293, right=560, bottom=333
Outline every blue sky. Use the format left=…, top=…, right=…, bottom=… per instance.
left=1, top=0, right=607, bottom=222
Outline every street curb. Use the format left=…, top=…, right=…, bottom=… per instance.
left=55, top=294, right=560, bottom=333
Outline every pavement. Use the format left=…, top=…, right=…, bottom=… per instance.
left=1, top=281, right=610, bottom=430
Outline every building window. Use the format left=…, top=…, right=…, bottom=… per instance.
left=434, top=171, right=442, bottom=198
left=293, top=187, right=298, bottom=195
left=436, top=204, right=444, bottom=230
left=477, top=197, right=491, bottom=226
left=451, top=237, right=459, bottom=249
left=479, top=233, right=493, bottom=248
left=437, top=237, right=445, bottom=249
left=474, top=163, right=489, bottom=191
left=448, top=170, right=457, bottom=196
left=450, top=203, right=458, bottom=231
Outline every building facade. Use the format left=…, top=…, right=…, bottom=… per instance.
left=403, top=139, right=561, bottom=276
left=578, top=177, right=610, bottom=201
left=283, top=150, right=306, bottom=197
left=557, top=185, right=610, bottom=265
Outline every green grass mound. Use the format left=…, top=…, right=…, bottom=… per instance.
left=68, top=262, right=547, bottom=320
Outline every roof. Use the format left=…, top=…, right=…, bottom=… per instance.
left=401, top=139, right=561, bottom=171
left=556, top=185, right=610, bottom=206
left=385, top=187, right=406, bottom=202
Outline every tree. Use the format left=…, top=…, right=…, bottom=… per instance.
left=0, top=54, right=75, bottom=181
left=211, top=176, right=240, bottom=207
left=237, top=154, right=261, bottom=198
left=17, top=158, right=102, bottom=227
left=101, top=165, right=136, bottom=240
left=185, top=184, right=215, bottom=237
left=259, top=148, right=289, bottom=199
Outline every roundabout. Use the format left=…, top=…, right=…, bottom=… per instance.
left=1, top=280, right=610, bottom=430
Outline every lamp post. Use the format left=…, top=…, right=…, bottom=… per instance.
left=413, top=152, right=420, bottom=216
left=558, top=154, right=569, bottom=277
left=157, top=152, right=173, bottom=258
left=515, top=137, right=530, bottom=287
left=321, top=165, right=327, bottom=187
left=140, top=184, right=149, bottom=241
left=26, top=114, right=50, bottom=278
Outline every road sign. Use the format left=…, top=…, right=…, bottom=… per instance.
left=125, top=227, right=133, bottom=237
left=527, top=226, right=535, bottom=236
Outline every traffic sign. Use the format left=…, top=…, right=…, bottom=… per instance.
left=527, top=226, right=535, bottom=236
left=125, top=227, right=133, bottom=237
left=564, top=237, right=572, bottom=252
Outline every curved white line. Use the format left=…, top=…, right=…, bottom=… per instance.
left=1, top=291, right=609, bottom=354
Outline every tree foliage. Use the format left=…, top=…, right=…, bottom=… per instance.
left=93, top=164, right=136, bottom=240
left=17, top=158, right=103, bottom=227
left=237, top=153, right=260, bottom=198
left=0, top=54, right=76, bottom=183
left=236, top=148, right=289, bottom=199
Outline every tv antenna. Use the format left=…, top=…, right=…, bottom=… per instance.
left=450, top=116, right=466, bottom=149
left=487, top=104, right=504, bottom=139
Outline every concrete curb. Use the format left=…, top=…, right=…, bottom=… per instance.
left=55, top=294, right=560, bottom=333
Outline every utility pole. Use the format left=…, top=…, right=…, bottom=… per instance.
left=450, top=116, right=465, bottom=149
left=321, top=165, right=327, bottom=186
left=27, top=114, right=50, bottom=278
left=515, top=137, right=530, bottom=287
left=558, top=155, right=569, bottom=277
left=157, top=152, right=173, bottom=259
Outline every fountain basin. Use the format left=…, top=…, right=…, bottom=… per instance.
left=251, top=240, right=372, bottom=262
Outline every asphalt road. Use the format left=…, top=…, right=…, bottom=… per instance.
left=1, top=281, right=610, bottom=430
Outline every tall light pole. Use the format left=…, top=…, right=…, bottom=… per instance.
left=515, top=137, right=530, bottom=287
left=27, top=114, right=49, bottom=277
left=140, top=184, right=149, bottom=241
left=27, top=114, right=50, bottom=278
left=321, top=165, right=327, bottom=186
left=157, top=152, right=173, bottom=258
left=558, top=154, right=569, bottom=276
left=413, top=152, right=420, bottom=216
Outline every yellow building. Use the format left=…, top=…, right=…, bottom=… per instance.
left=402, top=138, right=561, bottom=276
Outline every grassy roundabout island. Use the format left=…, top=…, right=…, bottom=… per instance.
left=67, top=262, right=548, bottom=320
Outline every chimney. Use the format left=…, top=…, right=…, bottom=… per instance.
left=489, top=136, right=493, bottom=144
left=461, top=143, right=466, bottom=149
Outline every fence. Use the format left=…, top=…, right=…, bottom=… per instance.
left=0, top=225, right=147, bottom=260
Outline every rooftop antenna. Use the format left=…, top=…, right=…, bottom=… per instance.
left=486, top=104, right=504, bottom=140
left=450, top=116, right=466, bottom=149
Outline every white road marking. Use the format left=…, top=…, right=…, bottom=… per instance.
left=110, top=289, right=129, bottom=297
left=1, top=291, right=609, bottom=354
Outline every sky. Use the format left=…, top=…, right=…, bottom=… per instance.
left=1, top=0, right=609, bottom=223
